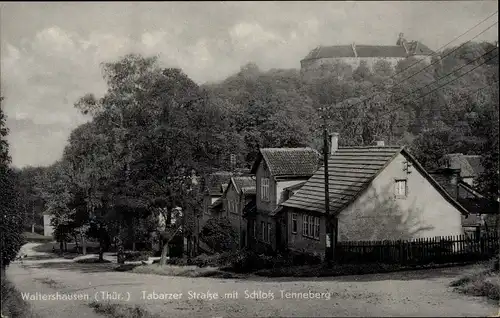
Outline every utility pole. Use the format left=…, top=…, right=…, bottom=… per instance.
left=321, top=107, right=335, bottom=265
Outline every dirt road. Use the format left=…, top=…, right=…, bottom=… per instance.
left=7, top=244, right=498, bottom=317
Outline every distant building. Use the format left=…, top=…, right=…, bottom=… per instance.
left=43, top=213, right=54, bottom=237
left=301, top=33, right=434, bottom=72
left=438, top=153, right=483, bottom=187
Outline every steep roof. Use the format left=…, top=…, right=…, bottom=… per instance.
left=250, top=147, right=321, bottom=177
left=230, top=176, right=256, bottom=194
left=355, top=45, right=408, bottom=58
left=406, top=41, right=434, bottom=55
left=204, top=172, right=234, bottom=195
left=302, top=41, right=433, bottom=61
left=441, top=154, right=483, bottom=178
left=210, top=197, right=223, bottom=209
left=281, top=146, right=469, bottom=216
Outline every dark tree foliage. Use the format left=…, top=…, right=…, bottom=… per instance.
left=0, top=97, right=24, bottom=268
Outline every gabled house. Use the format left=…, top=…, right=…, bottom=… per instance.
left=222, top=176, right=256, bottom=248
left=43, top=212, right=54, bottom=237
left=244, top=147, right=321, bottom=253
left=279, top=136, right=469, bottom=259
left=200, top=172, right=234, bottom=227
left=439, top=153, right=483, bottom=186
left=430, top=167, right=499, bottom=238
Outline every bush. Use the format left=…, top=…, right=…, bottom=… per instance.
left=200, top=217, right=238, bottom=252
left=167, top=252, right=235, bottom=268
left=222, top=250, right=281, bottom=273
left=451, top=265, right=500, bottom=301
left=130, top=264, right=233, bottom=278
left=1, top=171, right=25, bottom=268
left=122, top=250, right=152, bottom=262
left=75, top=257, right=111, bottom=264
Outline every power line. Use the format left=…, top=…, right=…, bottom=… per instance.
left=378, top=52, right=499, bottom=117
left=328, top=79, right=499, bottom=131
left=392, top=11, right=498, bottom=80
left=329, top=43, right=498, bottom=113
left=389, top=21, right=498, bottom=91
left=393, top=46, right=498, bottom=103
left=321, top=13, right=498, bottom=114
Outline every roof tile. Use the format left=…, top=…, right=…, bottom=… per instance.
left=282, top=146, right=401, bottom=214
left=255, top=147, right=321, bottom=177
left=232, top=176, right=256, bottom=193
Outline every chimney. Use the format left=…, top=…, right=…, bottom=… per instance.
left=375, top=140, right=385, bottom=146
left=330, top=133, right=339, bottom=154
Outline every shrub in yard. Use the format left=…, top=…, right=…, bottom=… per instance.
left=200, top=217, right=238, bottom=252
left=223, top=250, right=277, bottom=273
left=123, top=250, right=152, bottom=262
left=166, top=252, right=235, bottom=268
left=287, top=250, right=322, bottom=266
left=75, top=257, right=112, bottom=264
left=451, top=266, right=500, bottom=301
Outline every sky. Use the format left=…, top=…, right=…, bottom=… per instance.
left=0, top=1, right=498, bottom=168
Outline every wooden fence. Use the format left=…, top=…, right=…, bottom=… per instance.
left=335, top=232, right=499, bottom=265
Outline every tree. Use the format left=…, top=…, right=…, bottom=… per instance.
left=0, top=96, right=24, bottom=268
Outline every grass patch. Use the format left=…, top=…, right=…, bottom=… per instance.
left=130, top=264, right=239, bottom=278
left=450, top=264, right=500, bottom=301
left=1, top=272, right=41, bottom=318
left=23, top=232, right=53, bottom=243
left=255, top=261, right=477, bottom=277
left=89, top=301, right=161, bottom=318
left=75, top=257, right=111, bottom=264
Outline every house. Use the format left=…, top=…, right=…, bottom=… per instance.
left=200, top=171, right=234, bottom=227
left=430, top=167, right=499, bottom=238
left=301, top=33, right=434, bottom=72
left=244, top=147, right=321, bottom=253
left=43, top=212, right=54, bottom=237
left=279, top=135, right=469, bottom=259
left=439, top=153, right=483, bottom=187
left=222, top=176, right=256, bottom=248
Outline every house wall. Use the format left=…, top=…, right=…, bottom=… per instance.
left=301, top=56, right=432, bottom=72
left=337, top=152, right=464, bottom=242
left=225, top=184, right=242, bottom=244
left=285, top=208, right=326, bottom=259
left=256, top=162, right=275, bottom=212
left=252, top=213, right=275, bottom=252
left=43, top=214, right=54, bottom=237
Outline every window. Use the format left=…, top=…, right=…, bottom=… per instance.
left=314, top=217, right=320, bottom=239
left=261, top=221, right=266, bottom=242
left=309, top=216, right=314, bottom=238
left=291, top=213, right=298, bottom=234
left=261, top=178, right=270, bottom=201
left=253, top=221, right=257, bottom=238
left=303, top=214, right=308, bottom=236
left=229, top=200, right=238, bottom=214
left=394, top=179, right=407, bottom=197
left=267, top=223, right=272, bottom=243
left=302, top=214, right=320, bottom=240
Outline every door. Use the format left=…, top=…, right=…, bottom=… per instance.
left=275, top=216, right=287, bottom=252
